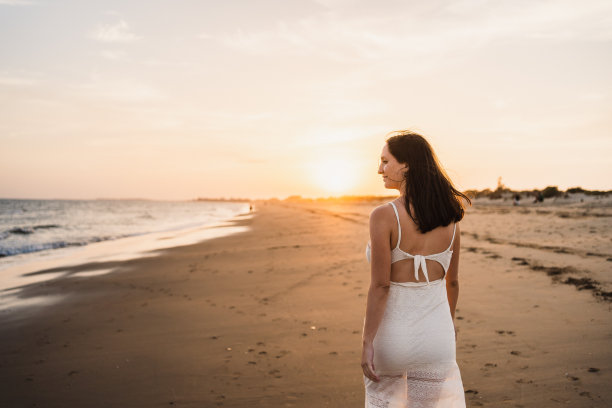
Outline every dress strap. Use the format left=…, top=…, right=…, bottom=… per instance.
left=446, top=223, right=457, bottom=252
left=388, top=202, right=402, bottom=249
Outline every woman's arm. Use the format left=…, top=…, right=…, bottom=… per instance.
left=361, top=206, right=392, bottom=382
left=446, top=223, right=461, bottom=322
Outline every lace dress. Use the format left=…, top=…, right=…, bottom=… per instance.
left=364, top=202, right=466, bottom=407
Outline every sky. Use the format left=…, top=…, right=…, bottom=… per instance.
left=1, top=0, right=611, bottom=200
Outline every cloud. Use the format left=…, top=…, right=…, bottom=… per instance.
left=0, top=73, right=38, bottom=86
left=98, top=50, right=126, bottom=60
left=196, top=32, right=214, bottom=40
left=77, top=75, right=163, bottom=103
left=0, top=0, right=37, bottom=5
left=212, top=0, right=612, bottom=63
left=91, top=20, right=141, bottom=43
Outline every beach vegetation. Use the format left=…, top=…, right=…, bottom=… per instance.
left=541, top=186, right=561, bottom=198
left=277, top=187, right=609, bottom=204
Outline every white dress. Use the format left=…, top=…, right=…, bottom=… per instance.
left=364, top=202, right=466, bottom=408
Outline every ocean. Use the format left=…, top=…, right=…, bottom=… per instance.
left=0, top=198, right=252, bottom=312
left=0, top=198, right=250, bottom=270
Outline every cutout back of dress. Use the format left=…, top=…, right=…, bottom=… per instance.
left=366, top=201, right=456, bottom=285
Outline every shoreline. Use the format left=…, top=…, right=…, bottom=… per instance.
left=0, top=210, right=253, bottom=314
left=0, top=200, right=610, bottom=407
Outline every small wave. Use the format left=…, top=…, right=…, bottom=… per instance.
left=0, top=240, right=88, bottom=257
left=0, top=233, right=130, bottom=258
left=33, top=224, right=61, bottom=230
left=8, top=227, right=34, bottom=235
left=5, top=224, right=61, bottom=236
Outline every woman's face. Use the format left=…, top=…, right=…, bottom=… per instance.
left=378, top=144, right=407, bottom=191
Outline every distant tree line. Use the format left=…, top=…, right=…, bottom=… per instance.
left=283, top=186, right=610, bottom=203
left=463, top=185, right=611, bottom=200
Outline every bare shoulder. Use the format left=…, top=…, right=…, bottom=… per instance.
left=369, top=202, right=395, bottom=225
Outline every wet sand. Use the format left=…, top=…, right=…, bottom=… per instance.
left=0, top=198, right=610, bottom=407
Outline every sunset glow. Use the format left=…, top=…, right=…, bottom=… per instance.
left=1, top=1, right=611, bottom=200
left=307, top=156, right=360, bottom=195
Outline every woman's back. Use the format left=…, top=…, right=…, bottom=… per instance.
left=388, top=200, right=457, bottom=283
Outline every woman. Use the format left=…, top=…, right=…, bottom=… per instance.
left=363, top=131, right=470, bottom=407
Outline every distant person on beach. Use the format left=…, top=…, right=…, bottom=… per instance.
left=513, top=194, right=521, bottom=206
left=364, top=131, right=470, bottom=407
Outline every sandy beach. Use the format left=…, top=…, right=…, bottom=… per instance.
left=1, top=197, right=611, bottom=407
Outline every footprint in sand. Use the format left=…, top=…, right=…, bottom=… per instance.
left=268, top=369, right=282, bottom=378
left=510, top=350, right=521, bottom=356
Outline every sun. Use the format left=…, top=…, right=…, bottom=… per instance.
left=307, top=156, right=359, bottom=195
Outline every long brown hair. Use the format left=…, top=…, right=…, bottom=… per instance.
left=386, top=130, right=471, bottom=233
